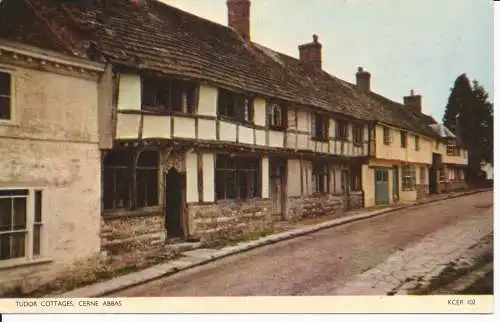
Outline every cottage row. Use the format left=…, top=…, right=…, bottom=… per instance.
left=0, top=0, right=467, bottom=294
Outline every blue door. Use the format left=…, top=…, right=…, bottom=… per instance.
left=374, top=168, right=389, bottom=205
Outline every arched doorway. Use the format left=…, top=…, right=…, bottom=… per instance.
left=164, top=167, right=184, bottom=239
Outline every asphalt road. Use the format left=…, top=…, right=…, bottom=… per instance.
left=111, top=191, right=493, bottom=297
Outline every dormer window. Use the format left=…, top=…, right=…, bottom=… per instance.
left=217, top=89, right=253, bottom=123
left=141, top=76, right=196, bottom=113
left=267, top=102, right=287, bottom=130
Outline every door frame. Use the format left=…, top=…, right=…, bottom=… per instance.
left=392, top=165, right=399, bottom=202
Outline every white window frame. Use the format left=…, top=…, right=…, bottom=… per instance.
left=0, top=188, right=46, bottom=267
left=0, top=67, right=16, bottom=125
left=402, top=164, right=416, bottom=191
left=383, top=126, right=391, bottom=145
left=447, top=141, right=457, bottom=156
left=419, top=166, right=426, bottom=184
left=400, top=131, right=408, bottom=148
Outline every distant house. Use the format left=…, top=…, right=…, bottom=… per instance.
left=428, top=123, right=468, bottom=193
left=361, top=90, right=444, bottom=206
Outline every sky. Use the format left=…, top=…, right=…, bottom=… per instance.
left=162, top=0, right=493, bottom=122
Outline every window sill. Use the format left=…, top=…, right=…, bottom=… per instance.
left=0, top=119, right=19, bottom=127
left=312, top=137, right=329, bottom=143
left=102, top=206, right=162, bottom=220
left=268, top=125, right=287, bottom=131
left=217, top=116, right=254, bottom=126
left=0, top=257, right=53, bottom=270
left=215, top=197, right=269, bottom=204
left=141, top=108, right=194, bottom=117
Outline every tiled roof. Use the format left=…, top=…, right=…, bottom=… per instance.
left=0, top=0, right=440, bottom=138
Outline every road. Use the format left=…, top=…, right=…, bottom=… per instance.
left=111, top=191, right=493, bottom=297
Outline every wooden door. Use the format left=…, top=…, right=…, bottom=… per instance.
left=164, top=168, right=184, bottom=239
left=270, top=158, right=286, bottom=220
left=341, top=170, right=350, bottom=211
left=375, top=168, right=389, bottom=205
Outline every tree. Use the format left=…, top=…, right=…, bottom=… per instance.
left=443, top=74, right=493, bottom=184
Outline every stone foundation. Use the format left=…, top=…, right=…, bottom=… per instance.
left=437, top=181, right=468, bottom=194
left=349, top=191, right=364, bottom=210
left=287, top=194, right=344, bottom=220
left=100, top=210, right=166, bottom=270
left=416, top=184, right=429, bottom=200
left=189, top=199, right=273, bottom=240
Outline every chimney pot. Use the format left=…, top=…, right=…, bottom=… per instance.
left=313, top=34, right=318, bottom=43
left=227, top=0, right=251, bottom=41
left=410, top=89, right=415, bottom=96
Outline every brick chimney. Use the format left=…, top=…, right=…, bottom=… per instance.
left=356, top=67, right=371, bottom=93
left=227, top=0, right=251, bottom=41
left=403, top=90, right=423, bottom=114
left=299, top=34, right=322, bottom=69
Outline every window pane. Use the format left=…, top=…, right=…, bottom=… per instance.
left=0, top=232, right=26, bottom=259
left=103, top=168, right=115, bottom=210
left=0, top=96, right=10, bottom=120
left=104, top=151, right=130, bottom=167
left=136, top=169, right=147, bottom=208
left=115, top=168, right=131, bottom=208
left=239, top=171, right=249, bottom=199
left=0, top=72, right=10, bottom=96
left=0, top=233, right=9, bottom=259
left=33, top=224, right=41, bottom=256
left=10, top=232, right=25, bottom=258
left=146, top=169, right=159, bottom=206
left=13, top=198, right=27, bottom=230
left=137, top=151, right=159, bottom=167
left=225, top=172, right=237, bottom=199
left=34, top=191, right=42, bottom=222
left=0, top=198, right=12, bottom=232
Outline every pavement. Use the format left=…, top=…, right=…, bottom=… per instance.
left=331, top=209, right=493, bottom=295
left=61, top=188, right=492, bottom=297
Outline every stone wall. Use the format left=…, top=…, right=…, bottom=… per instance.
left=416, top=184, right=429, bottom=200
left=0, top=53, right=102, bottom=296
left=437, top=181, right=468, bottom=194
left=188, top=199, right=273, bottom=240
left=287, top=194, right=344, bottom=220
left=100, top=211, right=166, bottom=270
left=349, top=191, right=364, bottom=210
